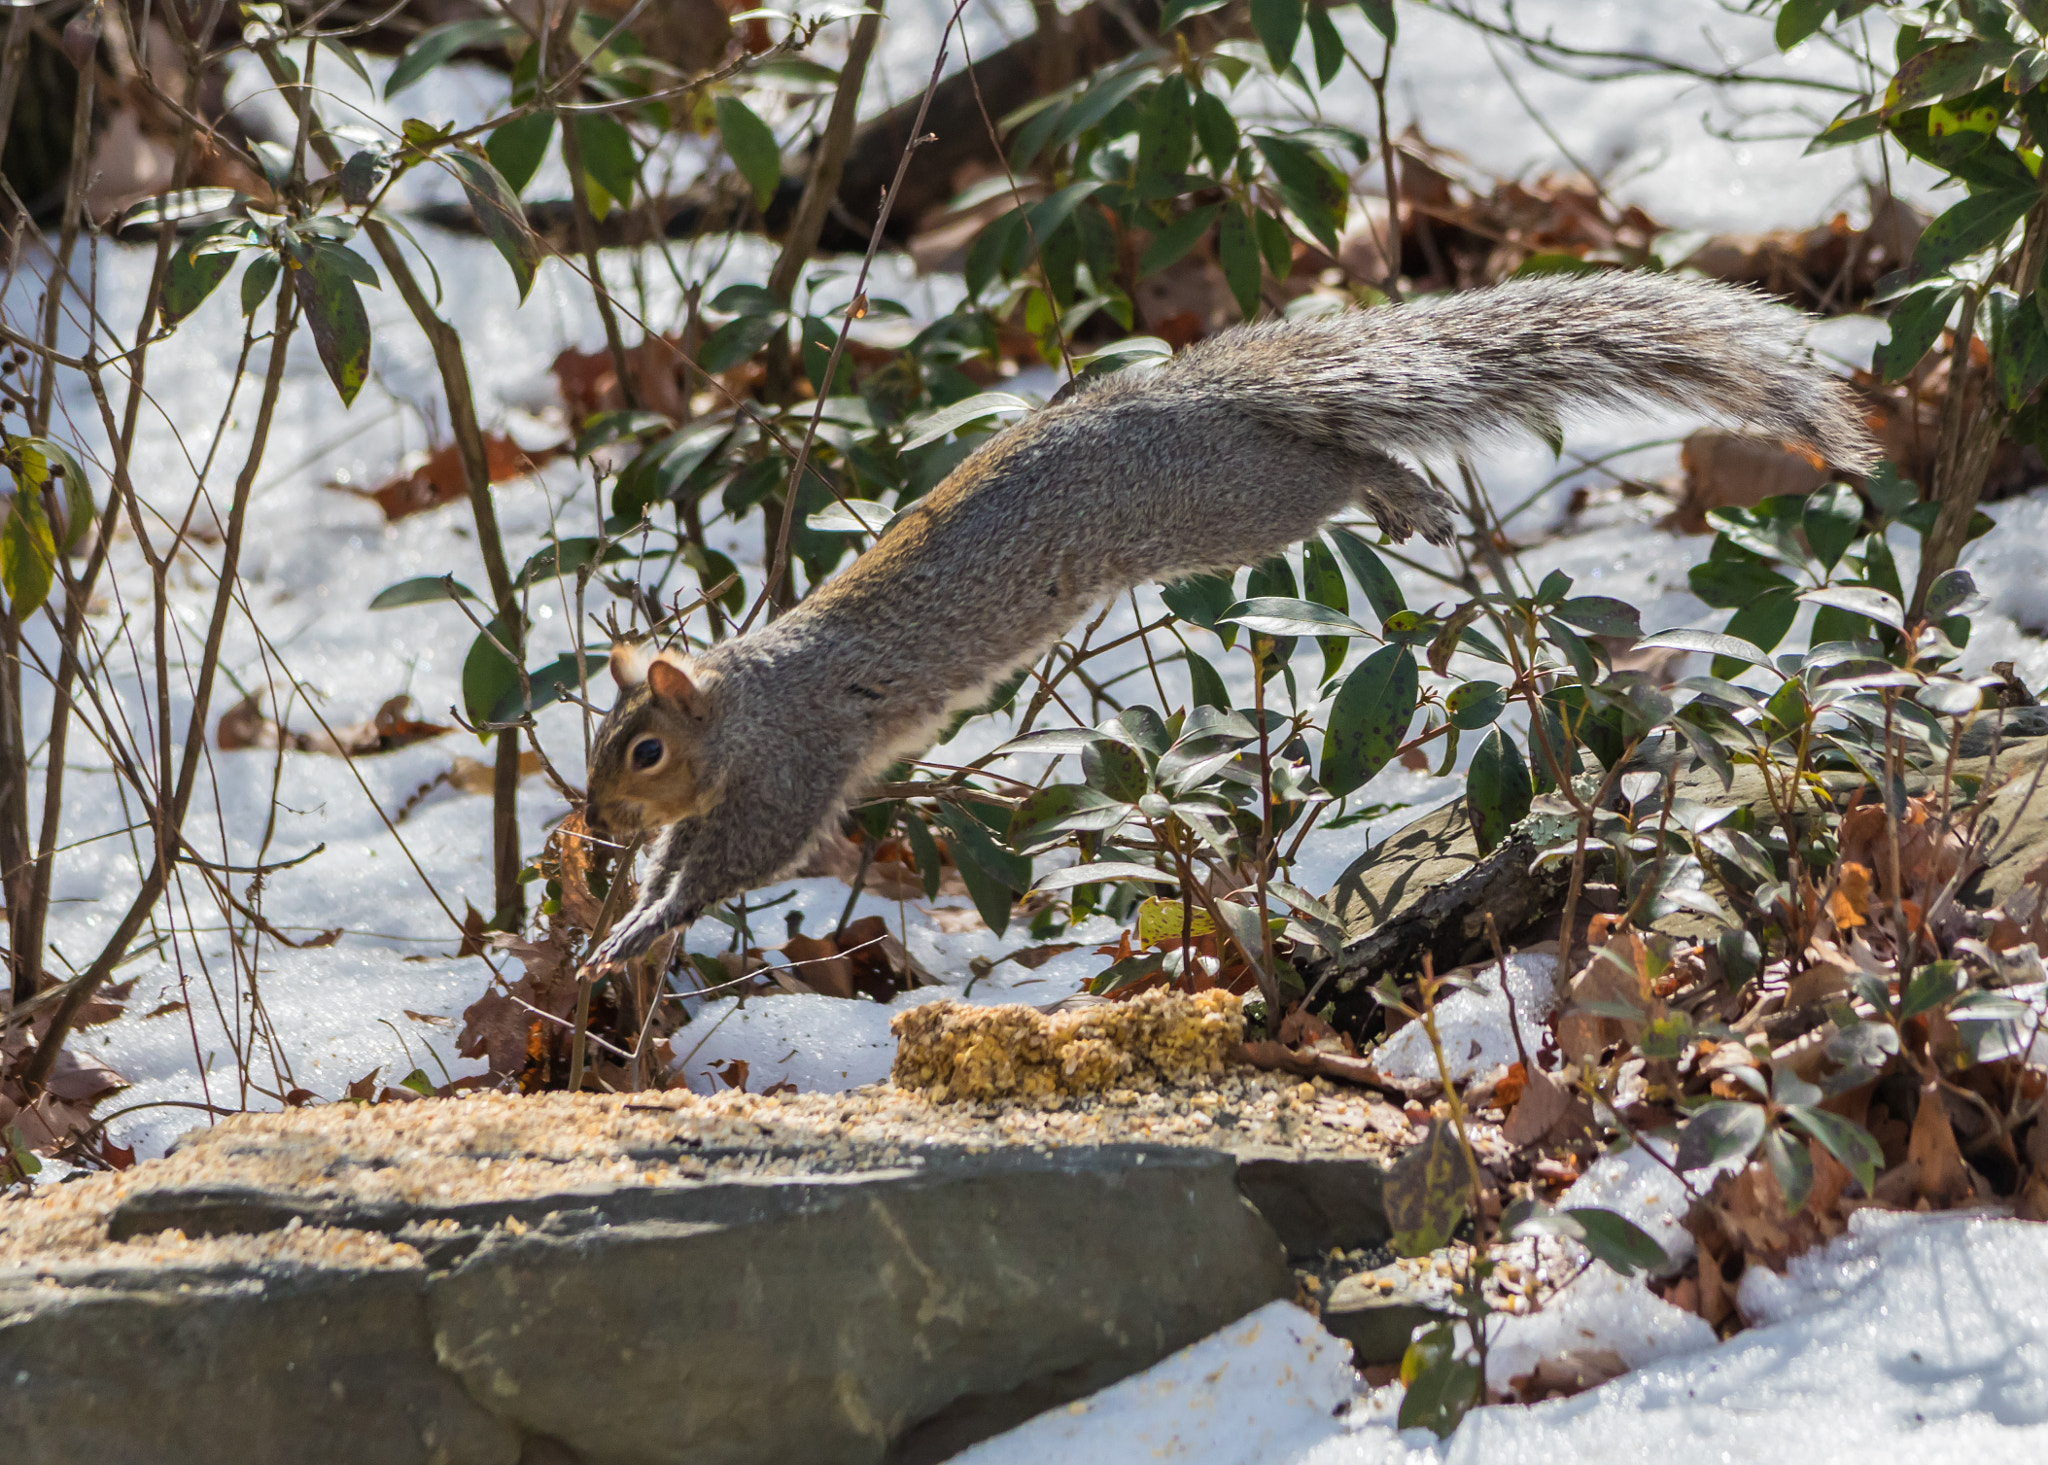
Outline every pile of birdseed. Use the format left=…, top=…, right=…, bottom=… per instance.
left=889, top=987, right=1246, bottom=1099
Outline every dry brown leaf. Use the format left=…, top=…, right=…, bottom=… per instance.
left=1503, top=1065, right=1573, bottom=1147
left=1907, top=1082, right=1973, bottom=1207
left=340, top=434, right=555, bottom=522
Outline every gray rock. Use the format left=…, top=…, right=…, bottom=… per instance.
left=4, top=1146, right=1294, bottom=1465
left=1, top=1267, right=520, bottom=1465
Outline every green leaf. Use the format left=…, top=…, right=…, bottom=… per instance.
left=900, top=391, right=1032, bottom=451
left=461, top=615, right=520, bottom=734
left=1082, top=739, right=1151, bottom=802
left=903, top=814, right=944, bottom=901
left=1138, top=203, right=1221, bottom=277
left=1800, top=583, right=1904, bottom=630
left=1875, top=284, right=1962, bottom=380
left=240, top=253, right=281, bottom=317
left=1774, top=0, right=1832, bottom=50
left=385, top=18, right=517, bottom=99
left=1719, top=589, right=1800, bottom=664
left=369, top=575, right=479, bottom=609
left=1675, top=1099, right=1767, bottom=1171
left=514, top=537, right=605, bottom=589
left=487, top=112, right=556, bottom=196
left=1326, top=526, right=1406, bottom=623
left=20, top=439, right=93, bottom=552
left=1033, top=860, right=1175, bottom=892
left=1763, top=1127, right=1815, bottom=1213
left=1218, top=204, right=1262, bottom=320
left=1305, top=3, right=1345, bottom=86
left=1358, top=0, right=1396, bottom=43
left=1802, top=481, right=1865, bottom=571
left=613, top=424, right=733, bottom=521
left=1384, top=1118, right=1468, bottom=1256
left=698, top=312, right=783, bottom=374
left=715, top=95, right=782, bottom=209
left=1254, top=133, right=1347, bottom=252
left=1012, top=784, right=1132, bottom=842
left=1885, top=38, right=2015, bottom=112
left=576, top=113, right=638, bottom=216
left=446, top=150, right=542, bottom=301
left=1136, top=75, right=1193, bottom=185
left=1913, top=188, right=2034, bottom=281
left=1988, top=287, right=2048, bottom=408
left=1161, top=571, right=1238, bottom=633
left=936, top=806, right=1030, bottom=935
left=1192, top=88, right=1239, bottom=174
left=1220, top=596, right=1371, bottom=638
left=0, top=492, right=56, bottom=616
left=1184, top=647, right=1231, bottom=709
left=1782, top=1105, right=1882, bottom=1199
left=292, top=247, right=372, bottom=405
left=1397, top=1324, right=1481, bottom=1439
left=1446, top=680, right=1507, bottom=729
left=161, top=226, right=240, bottom=325
left=1552, top=595, right=1642, bottom=639
left=1900, top=958, right=1965, bottom=1018
left=1925, top=567, right=1977, bottom=618
left=1050, top=66, right=1157, bottom=149
left=1321, top=644, right=1417, bottom=795
left=1639, top=627, right=1776, bottom=669
left=497, top=651, right=607, bottom=724
left=1565, top=1206, right=1672, bottom=1277
left=1465, top=726, right=1531, bottom=854
left=116, top=187, right=241, bottom=231
left=1249, top=0, right=1305, bottom=71
left=1254, top=207, right=1294, bottom=276
left=1303, top=536, right=1350, bottom=682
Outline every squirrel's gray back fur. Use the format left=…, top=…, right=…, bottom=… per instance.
left=588, top=271, right=1874, bottom=964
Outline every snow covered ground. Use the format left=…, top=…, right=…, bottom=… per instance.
left=7, top=4, right=2048, bottom=1457
left=961, top=1211, right=2048, bottom=1465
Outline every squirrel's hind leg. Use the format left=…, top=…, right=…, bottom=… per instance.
left=1348, top=448, right=1457, bottom=546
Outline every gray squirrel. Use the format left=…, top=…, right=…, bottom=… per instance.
left=583, top=270, right=1875, bottom=965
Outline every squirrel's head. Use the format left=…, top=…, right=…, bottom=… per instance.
left=585, top=644, right=722, bottom=840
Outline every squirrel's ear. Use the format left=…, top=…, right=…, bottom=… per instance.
left=609, top=643, right=650, bottom=689
left=646, top=654, right=711, bottom=719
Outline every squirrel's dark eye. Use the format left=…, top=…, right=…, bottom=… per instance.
left=631, top=737, right=663, bottom=770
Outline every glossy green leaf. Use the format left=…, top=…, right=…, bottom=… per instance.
left=161, top=226, right=240, bottom=325
left=1397, top=1324, right=1481, bottom=1439
left=1800, top=583, right=1904, bottom=630
left=1250, top=0, right=1305, bottom=70
left=1321, top=644, right=1417, bottom=795
left=446, top=149, right=542, bottom=301
left=1913, top=187, right=2034, bottom=281
left=1192, top=88, right=1239, bottom=173
left=1446, top=680, right=1507, bottom=729
left=386, top=18, right=517, bottom=99
left=1135, top=76, right=1193, bottom=185
left=240, top=253, right=280, bottom=317
left=716, top=95, right=782, bottom=209
left=460, top=615, right=520, bottom=734
left=1218, top=203, right=1262, bottom=321
left=1774, top=0, right=1832, bottom=51
left=1326, top=526, right=1407, bottom=623
left=487, top=112, right=556, bottom=196
left=1783, top=1105, right=1882, bottom=1199
left=936, top=806, right=1031, bottom=935
left=1552, top=594, right=1643, bottom=639
left=1763, top=1127, right=1815, bottom=1214
left=576, top=112, right=638, bottom=216
left=292, top=248, right=372, bottom=405
left=1802, top=481, right=1865, bottom=571
left=1875, top=284, right=1963, bottom=380
left=1033, top=860, right=1175, bottom=892
left=1305, top=3, right=1345, bottom=86
left=1161, top=571, right=1238, bottom=633
left=1465, top=726, right=1531, bottom=854
left=369, top=575, right=480, bottom=609
left=698, top=312, right=783, bottom=374
left=1221, top=596, right=1371, bottom=639
left=1358, top=0, right=1396, bottom=43
left=1385, top=1118, right=1468, bottom=1256
left=0, top=492, right=55, bottom=616
left=1675, top=1099, right=1767, bottom=1172
left=1565, top=1206, right=1672, bottom=1277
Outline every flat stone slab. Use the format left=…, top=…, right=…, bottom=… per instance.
left=2, top=1079, right=1411, bottom=1465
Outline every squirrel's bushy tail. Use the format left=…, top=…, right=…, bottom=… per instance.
left=1167, top=271, right=1875, bottom=543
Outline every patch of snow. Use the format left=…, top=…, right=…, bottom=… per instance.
left=952, top=1300, right=1357, bottom=1465
left=977, top=1213, right=2048, bottom=1465
left=1370, top=954, right=1561, bottom=1085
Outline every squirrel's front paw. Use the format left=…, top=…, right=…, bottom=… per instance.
left=592, top=901, right=689, bottom=968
